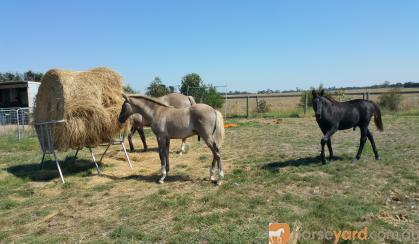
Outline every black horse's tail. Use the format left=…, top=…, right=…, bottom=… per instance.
left=372, top=102, right=383, bottom=131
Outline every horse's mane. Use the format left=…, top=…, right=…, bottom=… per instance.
left=323, top=95, right=339, bottom=104
left=129, top=95, right=174, bottom=108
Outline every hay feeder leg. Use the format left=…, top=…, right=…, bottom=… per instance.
left=99, top=128, right=133, bottom=169
left=53, top=151, right=65, bottom=184
left=35, top=120, right=66, bottom=184
left=71, top=148, right=80, bottom=163
left=99, top=143, right=112, bottom=163
left=40, top=152, right=46, bottom=169
left=88, top=147, right=101, bottom=175
left=120, top=141, right=133, bottom=168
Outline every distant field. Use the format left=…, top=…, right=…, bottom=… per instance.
left=0, top=115, right=418, bottom=243
left=222, top=87, right=419, bottom=117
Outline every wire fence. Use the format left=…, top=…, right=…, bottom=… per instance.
left=221, top=89, right=419, bottom=118
left=0, top=107, right=35, bottom=139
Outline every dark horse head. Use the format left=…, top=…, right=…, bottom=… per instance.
left=311, top=89, right=328, bottom=119
left=118, top=94, right=133, bottom=124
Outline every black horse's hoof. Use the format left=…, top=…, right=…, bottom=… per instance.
left=375, top=156, right=381, bottom=160
left=328, top=157, right=334, bottom=161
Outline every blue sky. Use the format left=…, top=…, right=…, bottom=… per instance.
left=1, top=0, right=418, bottom=92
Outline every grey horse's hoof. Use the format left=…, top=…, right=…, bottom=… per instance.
left=216, top=180, right=222, bottom=186
left=375, top=156, right=381, bottom=160
left=158, top=179, right=165, bottom=184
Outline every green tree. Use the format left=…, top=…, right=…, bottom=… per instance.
left=178, top=73, right=224, bottom=108
left=180, top=73, right=204, bottom=96
left=146, top=77, right=169, bottom=97
left=24, top=70, right=43, bottom=81
left=168, top=86, right=176, bottom=93
left=123, top=84, right=137, bottom=94
left=202, top=85, right=224, bottom=109
left=378, top=88, right=402, bottom=111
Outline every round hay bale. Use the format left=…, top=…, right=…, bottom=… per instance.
left=34, top=67, right=124, bottom=151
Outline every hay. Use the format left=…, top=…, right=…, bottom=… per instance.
left=34, top=67, right=124, bottom=151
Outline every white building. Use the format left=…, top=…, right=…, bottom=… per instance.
left=0, top=81, right=40, bottom=108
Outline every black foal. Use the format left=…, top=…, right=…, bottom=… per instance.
left=312, top=90, right=383, bottom=164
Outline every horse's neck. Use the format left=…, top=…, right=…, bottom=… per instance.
left=321, top=101, right=339, bottom=122
left=130, top=98, right=161, bottom=123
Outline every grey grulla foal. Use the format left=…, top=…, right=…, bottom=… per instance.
left=118, top=94, right=225, bottom=185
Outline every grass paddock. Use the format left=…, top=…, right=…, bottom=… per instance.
left=0, top=115, right=418, bottom=243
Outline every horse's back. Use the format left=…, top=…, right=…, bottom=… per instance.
left=159, top=93, right=193, bottom=108
left=339, top=99, right=376, bottom=128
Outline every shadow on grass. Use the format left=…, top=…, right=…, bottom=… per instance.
left=6, top=158, right=102, bottom=182
left=261, top=155, right=347, bottom=171
left=101, top=173, right=192, bottom=183
left=128, top=147, right=159, bottom=153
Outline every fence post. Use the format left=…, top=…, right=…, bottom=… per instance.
left=304, top=93, right=308, bottom=115
left=16, top=109, right=21, bottom=140
left=362, top=93, right=365, bottom=100
left=366, top=92, right=369, bottom=100
left=246, top=96, right=250, bottom=118
left=255, top=96, right=259, bottom=113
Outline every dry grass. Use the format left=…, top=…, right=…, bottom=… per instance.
left=0, top=115, right=418, bottom=242
left=33, top=67, right=124, bottom=151
left=223, top=88, right=419, bottom=116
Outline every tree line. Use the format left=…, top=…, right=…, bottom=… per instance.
left=0, top=71, right=44, bottom=82
left=134, top=73, right=224, bottom=109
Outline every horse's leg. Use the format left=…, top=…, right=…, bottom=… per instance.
left=215, top=144, right=223, bottom=185
left=165, top=139, right=170, bottom=173
left=157, top=137, right=167, bottom=183
left=201, top=134, right=222, bottom=184
left=138, top=126, right=148, bottom=151
left=320, top=127, right=337, bottom=164
left=209, top=156, right=217, bottom=182
left=367, top=129, right=380, bottom=160
left=128, top=126, right=135, bottom=152
left=327, top=139, right=334, bottom=160
left=179, top=138, right=187, bottom=155
left=209, top=145, right=222, bottom=185
left=352, top=127, right=368, bottom=164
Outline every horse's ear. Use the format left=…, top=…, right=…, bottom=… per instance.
left=320, top=89, right=325, bottom=96
left=312, top=89, right=317, bottom=97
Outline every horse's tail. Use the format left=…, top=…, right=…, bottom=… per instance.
left=188, top=96, right=196, bottom=105
left=212, top=109, right=225, bottom=148
left=372, top=101, right=384, bottom=131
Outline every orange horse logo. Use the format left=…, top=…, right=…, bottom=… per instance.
left=269, top=223, right=290, bottom=244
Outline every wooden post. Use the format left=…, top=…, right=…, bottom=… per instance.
left=246, top=96, right=250, bottom=118
left=304, top=93, right=308, bottom=115
left=366, top=92, right=369, bottom=100
left=362, top=93, right=365, bottom=100
left=255, top=96, right=259, bottom=113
